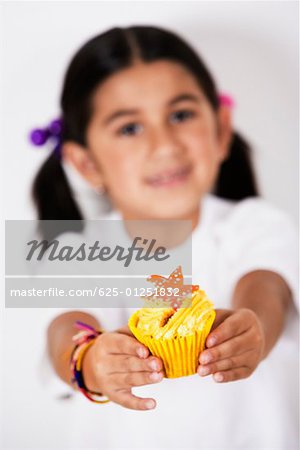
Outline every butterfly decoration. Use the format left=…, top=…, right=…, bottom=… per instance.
left=143, top=265, right=199, bottom=310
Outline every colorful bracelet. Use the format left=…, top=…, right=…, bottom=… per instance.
left=70, top=321, right=110, bottom=404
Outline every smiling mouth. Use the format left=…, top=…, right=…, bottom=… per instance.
left=145, top=165, right=192, bottom=188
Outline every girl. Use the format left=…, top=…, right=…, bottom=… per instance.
left=33, top=26, right=298, bottom=449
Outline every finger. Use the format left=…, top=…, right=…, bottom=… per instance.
left=199, top=329, right=254, bottom=364
left=212, top=367, right=251, bottom=383
left=110, top=370, right=164, bottom=389
left=110, top=389, right=157, bottom=411
left=197, top=349, right=256, bottom=376
left=107, top=354, right=163, bottom=374
left=205, top=310, right=252, bottom=348
left=210, top=309, right=232, bottom=331
left=103, top=332, right=149, bottom=358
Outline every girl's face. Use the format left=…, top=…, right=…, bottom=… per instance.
left=64, top=60, right=232, bottom=221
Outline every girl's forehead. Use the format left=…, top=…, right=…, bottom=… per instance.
left=91, top=60, right=204, bottom=110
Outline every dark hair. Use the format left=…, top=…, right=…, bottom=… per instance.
left=32, top=25, right=258, bottom=223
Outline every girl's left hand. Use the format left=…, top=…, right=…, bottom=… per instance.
left=197, top=308, right=266, bottom=383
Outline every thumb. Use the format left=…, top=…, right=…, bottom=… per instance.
left=115, top=324, right=135, bottom=337
left=210, top=309, right=232, bottom=331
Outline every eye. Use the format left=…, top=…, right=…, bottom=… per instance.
left=117, top=123, right=143, bottom=137
left=170, top=109, right=196, bottom=124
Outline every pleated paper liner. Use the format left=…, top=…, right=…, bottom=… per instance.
left=128, top=309, right=216, bottom=378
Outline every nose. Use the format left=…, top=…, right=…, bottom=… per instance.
left=148, top=124, right=184, bottom=158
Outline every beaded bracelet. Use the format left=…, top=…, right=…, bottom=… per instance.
left=70, top=321, right=110, bottom=404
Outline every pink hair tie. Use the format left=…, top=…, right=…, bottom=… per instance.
left=218, top=93, right=235, bottom=108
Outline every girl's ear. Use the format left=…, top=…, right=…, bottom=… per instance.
left=216, top=105, right=233, bottom=162
left=62, top=142, right=105, bottom=189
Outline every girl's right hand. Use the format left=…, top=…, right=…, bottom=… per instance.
left=82, top=331, right=165, bottom=410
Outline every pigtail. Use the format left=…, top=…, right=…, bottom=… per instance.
left=214, top=132, right=259, bottom=200
left=32, top=152, right=84, bottom=239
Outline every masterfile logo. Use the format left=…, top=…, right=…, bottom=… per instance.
left=5, top=219, right=192, bottom=308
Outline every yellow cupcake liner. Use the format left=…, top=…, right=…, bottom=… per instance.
left=128, top=309, right=216, bottom=378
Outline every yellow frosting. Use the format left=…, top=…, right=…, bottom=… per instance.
left=135, top=289, right=214, bottom=340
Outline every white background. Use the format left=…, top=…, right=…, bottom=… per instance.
left=1, top=1, right=299, bottom=448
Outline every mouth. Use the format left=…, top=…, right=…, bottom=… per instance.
left=145, top=164, right=192, bottom=188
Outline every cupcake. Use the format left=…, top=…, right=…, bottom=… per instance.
left=128, top=267, right=216, bottom=378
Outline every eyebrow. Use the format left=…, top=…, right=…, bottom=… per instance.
left=102, top=93, right=201, bottom=126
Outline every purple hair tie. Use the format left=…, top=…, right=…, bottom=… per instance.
left=29, top=118, right=63, bottom=159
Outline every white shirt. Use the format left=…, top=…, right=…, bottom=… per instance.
left=3, top=194, right=298, bottom=449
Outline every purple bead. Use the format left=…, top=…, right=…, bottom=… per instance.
left=48, top=119, right=62, bottom=136
left=30, top=128, right=49, bottom=146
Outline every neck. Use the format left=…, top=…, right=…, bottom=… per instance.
left=122, top=204, right=201, bottom=229
left=120, top=204, right=201, bottom=250
left=189, top=205, right=200, bottom=231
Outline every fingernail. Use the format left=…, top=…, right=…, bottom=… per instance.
left=137, top=347, right=147, bottom=358
left=200, top=353, right=212, bottom=364
left=150, top=372, right=162, bottom=382
left=145, top=399, right=155, bottom=409
left=214, top=373, right=224, bottom=382
left=198, top=366, right=210, bottom=376
left=207, top=336, right=217, bottom=347
left=149, top=360, right=159, bottom=370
